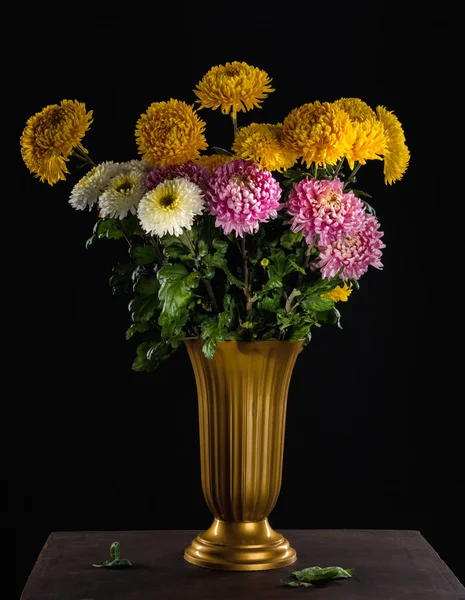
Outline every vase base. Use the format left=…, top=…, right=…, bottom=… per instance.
left=184, top=518, right=297, bottom=571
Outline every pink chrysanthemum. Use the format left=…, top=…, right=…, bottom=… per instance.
left=146, top=161, right=210, bottom=193
left=206, top=159, right=282, bottom=236
left=312, top=214, right=385, bottom=280
left=286, top=178, right=366, bottom=246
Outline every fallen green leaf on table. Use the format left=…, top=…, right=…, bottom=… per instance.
left=281, top=566, right=355, bottom=587
left=92, top=541, right=132, bottom=568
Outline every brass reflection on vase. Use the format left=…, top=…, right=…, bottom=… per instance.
left=184, top=339, right=302, bottom=571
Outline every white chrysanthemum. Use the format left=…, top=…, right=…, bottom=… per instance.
left=121, top=158, right=154, bottom=174
left=69, top=161, right=121, bottom=210
left=137, top=177, right=204, bottom=237
left=98, top=170, right=148, bottom=219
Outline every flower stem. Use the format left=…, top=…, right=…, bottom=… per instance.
left=72, top=147, right=97, bottom=168
left=333, top=157, right=344, bottom=180
left=114, top=221, right=132, bottom=248
left=343, top=162, right=361, bottom=190
left=285, top=287, right=301, bottom=313
left=231, top=112, right=238, bottom=138
left=298, top=246, right=312, bottom=285
left=183, top=230, right=220, bottom=313
left=241, top=236, right=253, bottom=314
left=148, top=236, right=164, bottom=263
left=183, top=231, right=198, bottom=265
left=286, top=244, right=313, bottom=312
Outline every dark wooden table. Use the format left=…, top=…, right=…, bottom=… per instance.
left=20, top=529, right=464, bottom=599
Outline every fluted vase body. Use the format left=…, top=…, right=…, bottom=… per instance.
left=184, top=339, right=302, bottom=571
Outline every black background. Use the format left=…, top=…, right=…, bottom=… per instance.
left=5, top=2, right=462, bottom=598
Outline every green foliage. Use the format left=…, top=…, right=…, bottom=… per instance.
left=158, top=264, right=200, bottom=318
left=281, top=565, right=355, bottom=587
left=92, top=541, right=132, bottom=569
left=130, top=244, right=158, bottom=265
left=87, top=174, right=360, bottom=371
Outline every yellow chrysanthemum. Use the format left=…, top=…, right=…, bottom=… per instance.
left=333, top=98, right=386, bottom=169
left=135, top=99, right=207, bottom=167
left=376, top=106, right=410, bottom=185
left=20, top=99, right=93, bottom=185
left=232, top=123, right=299, bottom=172
left=345, top=118, right=387, bottom=170
left=194, top=61, right=274, bottom=119
left=322, top=282, right=353, bottom=302
left=333, top=97, right=376, bottom=122
left=196, top=153, right=236, bottom=172
left=282, top=101, right=355, bottom=168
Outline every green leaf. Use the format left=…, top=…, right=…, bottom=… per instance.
left=291, top=566, right=355, bottom=582
left=131, top=264, right=148, bottom=283
left=134, top=276, right=160, bottom=295
left=131, top=244, right=158, bottom=265
left=110, top=264, right=137, bottom=294
left=288, top=323, right=311, bottom=342
left=85, top=234, right=98, bottom=249
left=110, top=542, right=120, bottom=561
left=92, top=542, right=132, bottom=569
left=280, top=580, right=304, bottom=587
left=276, top=314, right=292, bottom=331
left=280, top=230, right=303, bottom=250
left=301, top=295, right=335, bottom=312
left=223, top=293, right=232, bottom=312
left=224, top=332, right=241, bottom=341
left=109, top=273, right=131, bottom=295
left=95, top=219, right=115, bottom=237
left=146, top=341, right=168, bottom=361
left=302, top=272, right=344, bottom=296
left=350, top=188, right=373, bottom=199
left=94, top=218, right=125, bottom=241
left=158, top=264, right=189, bottom=282
left=200, top=311, right=231, bottom=359
left=158, top=309, right=189, bottom=340
left=114, top=263, right=137, bottom=274
left=269, top=248, right=288, bottom=276
left=209, top=146, right=234, bottom=156
left=164, top=247, right=193, bottom=261
left=212, top=238, right=228, bottom=254
left=288, top=259, right=306, bottom=274
left=223, top=267, right=244, bottom=289
left=202, top=241, right=244, bottom=289
left=200, top=317, right=221, bottom=359
left=257, top=295, right=281, bottom=312
left=158, top=264, right=200, bottom=318
left=158, top=233, right=191, bottom=260
left=263, top=275, right=283, bottom=291
left=201, top=337, right=217, bottom=360
left=119, top=213, right=144, bottom=237
left=128, top=294, right=159, bottom=322
left=197, top=239, right=209, bottom=258
left=125, top=322, right=150, bottom=340
left=132, top=341, right=167, bottom=372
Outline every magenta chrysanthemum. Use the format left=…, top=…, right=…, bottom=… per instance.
left=286, top=178, right=366, bottom=246
left=146, top=161, right=210, bottom=193
left=206, top=159, right=282, bottom=236
left=312, top=214, right=385, bottom=280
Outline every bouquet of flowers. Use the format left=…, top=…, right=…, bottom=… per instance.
left=20, top=61, right=409, bottom=371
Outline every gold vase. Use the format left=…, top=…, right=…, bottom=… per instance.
left=184, top=339, right=303, bottom=571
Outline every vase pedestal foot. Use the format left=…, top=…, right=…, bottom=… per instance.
left=184, top=518, right=297, bottom=571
